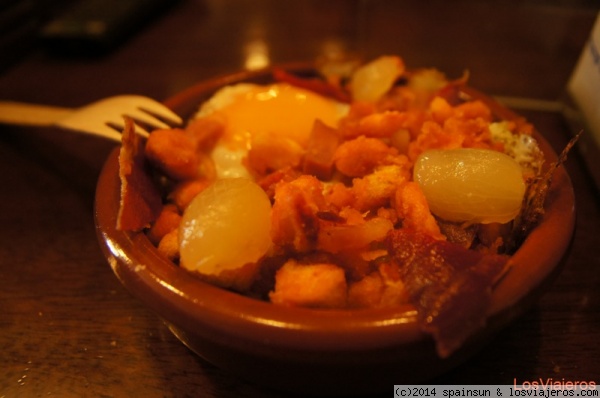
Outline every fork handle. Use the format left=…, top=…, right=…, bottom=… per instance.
left=0, top=101, right=75, bottom=127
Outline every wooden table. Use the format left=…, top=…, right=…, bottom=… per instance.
left=1, top=1, right=599, bottom=396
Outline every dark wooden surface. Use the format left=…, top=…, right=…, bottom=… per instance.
left=1, top=1, right=599, bottom=396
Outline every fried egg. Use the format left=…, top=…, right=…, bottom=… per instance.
left=195, top=83, right=349, bottom=178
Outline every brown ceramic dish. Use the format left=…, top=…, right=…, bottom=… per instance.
left=94, top=65, right=575, bottom=396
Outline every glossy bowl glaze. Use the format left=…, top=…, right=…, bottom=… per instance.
left=94, top=66, right=575, bottom=396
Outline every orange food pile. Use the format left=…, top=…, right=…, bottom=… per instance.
left=117, top=56, right=541, bottom=314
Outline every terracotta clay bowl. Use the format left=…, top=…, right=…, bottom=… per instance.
left=94, top=65, right=575, bottom=396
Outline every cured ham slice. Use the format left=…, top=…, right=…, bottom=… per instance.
left=116, top=118, right=162, bottom=231
left=387, top=228, right=509, bottom=357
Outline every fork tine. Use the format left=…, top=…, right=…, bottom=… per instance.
left=107, top=118, right=150, bottom=138
left=123, top=109, right=172, bottom=129
left=123, top=95, right=183, bottom=126
left=56, top=95, right=182, bottom=142
left=90, top=123, right=127, bottom=142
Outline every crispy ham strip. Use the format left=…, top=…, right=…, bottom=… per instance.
left=116, top=117, right=162, bottom=231
left=506, top=131, right=581, bottom=253
left=387, top=229, right=509, bottom=357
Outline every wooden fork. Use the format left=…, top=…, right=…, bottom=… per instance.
left=0, top=95, right=183, bottom=142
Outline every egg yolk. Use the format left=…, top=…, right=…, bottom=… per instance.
left=213, top=83, right=345, bottom=150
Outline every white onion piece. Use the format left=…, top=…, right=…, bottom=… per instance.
left=179, top=178, right=272, bottom=276
left=350, top=56, right=404, bottom=103
left=414, top=148, right=526, bottom=224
